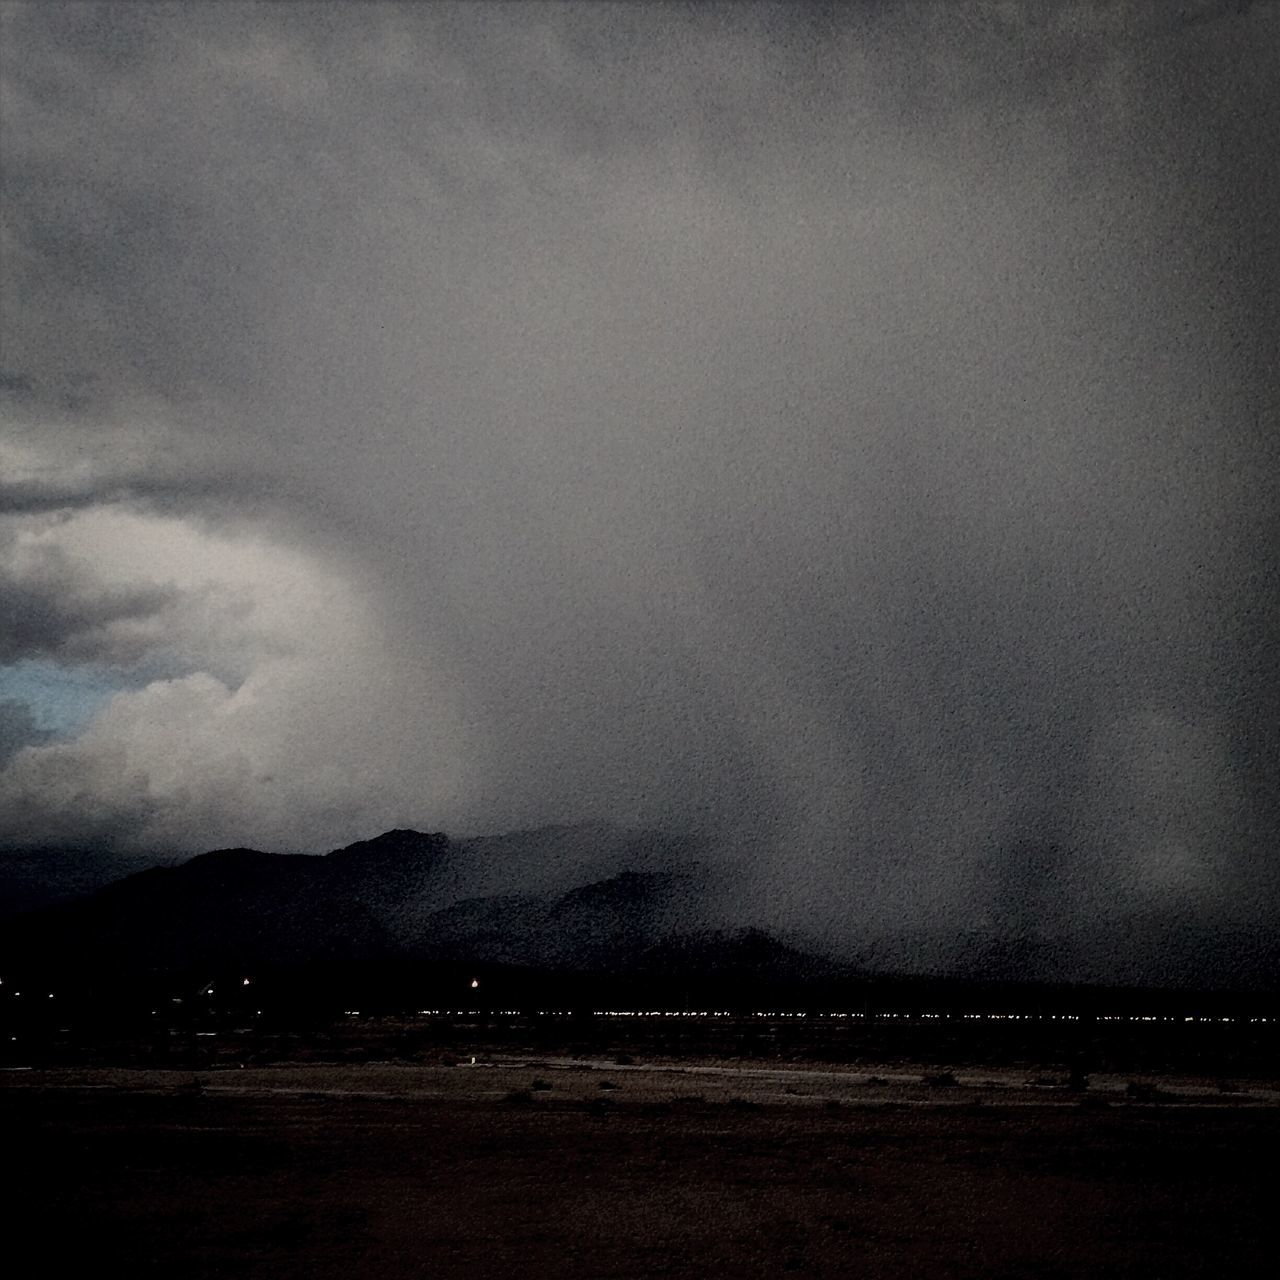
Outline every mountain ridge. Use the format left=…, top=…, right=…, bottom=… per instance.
left=2, top=825, right=1277, bottom=998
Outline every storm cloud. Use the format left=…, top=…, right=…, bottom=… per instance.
left=0, top=699, right=50, bottom=767
left=1, top=2, right=1277, bottom=942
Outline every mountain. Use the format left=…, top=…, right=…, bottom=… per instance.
left=322, top=823, right=706, bottom=950
left=417, top=868, right=713, bottom=969
left=3, top=825, right=1275, bottom=1004
left=2, top=847, right=393, bottom=978
left=0, top=825, right=732, bottom=987
left=0, top=846, right=174, bottom=920
left=450, top=823, right=697, bottom=899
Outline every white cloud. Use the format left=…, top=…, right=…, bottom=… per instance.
left=0, top=499, right=475, bottom=851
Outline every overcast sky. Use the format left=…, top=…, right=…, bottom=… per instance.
left=1, top=2, right=1277, bottom=937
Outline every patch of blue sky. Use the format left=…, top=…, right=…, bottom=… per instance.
left=0, top=659, right=134, bottom=736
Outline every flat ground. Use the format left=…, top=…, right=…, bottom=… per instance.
left=4, top=1058, right=1277, bottom=1278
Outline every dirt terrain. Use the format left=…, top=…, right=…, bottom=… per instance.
left=5, top=1055, right=1277, bottom=1278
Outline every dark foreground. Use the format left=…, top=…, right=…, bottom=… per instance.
left=5, top=1067, right=1276, bottom=1279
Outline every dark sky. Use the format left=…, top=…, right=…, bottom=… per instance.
left=1, top=2, right=1277, bottom=939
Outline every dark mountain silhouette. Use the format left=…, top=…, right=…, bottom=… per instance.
left=327, top=829, right=451, bottom=881
left=0, top=846, right=173, bottom=920
left=2, top=826, right=1275, bottom=1008
left=4, top=847, right=392, bottom=978
left=451, top=823, right=697, bottom=899
left=0, top=826, right=746, bottom=989
left=417, top=868, right=711, bottom=970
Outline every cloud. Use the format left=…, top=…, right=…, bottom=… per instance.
left=1, top=3, right=1276, bottom=939
left=0, top=518, right=476, bottom=852
left=0, top=529, right=178, bottom=666
left=0, top=700, right=52, bottom=767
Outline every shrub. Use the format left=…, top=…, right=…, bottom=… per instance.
left=530, top=1077, right=552, bottom=1092
left=923, top=1071, right=959, bottom=1088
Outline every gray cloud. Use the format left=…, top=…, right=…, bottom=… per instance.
left=0, top=531, right=179, bottom=666
left=1, top=3, right=1277, bottom=941
left=0, top=700, right=52, bottom=767
left=0, top=371, right=35, bottom=398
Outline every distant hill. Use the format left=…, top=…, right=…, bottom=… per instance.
left=419, top=868, right=712, bottom=969
left=0, top=825, right=740, bottom=987
left=3, top=847, right=392, bottom=977
left=2, top=825, right=1275, bottom=1007
left=0, top=846, right=174, bottom=920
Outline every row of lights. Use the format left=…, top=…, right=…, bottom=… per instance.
left=4, top=979, right=1272, bottom=1026
left=329, top=1008, right=1275, bottom=1025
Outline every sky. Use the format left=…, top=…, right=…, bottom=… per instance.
left=1, top=1, right=1277, bottom=942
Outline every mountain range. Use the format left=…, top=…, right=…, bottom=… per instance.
left=1, top=825, right=792, bottom=985
left=2, top=825, right=1277, bottom=1002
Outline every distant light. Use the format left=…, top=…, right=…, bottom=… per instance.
left=470, top=979, right=479, bottom=989
left=242, top=978, right=252, bottom=986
